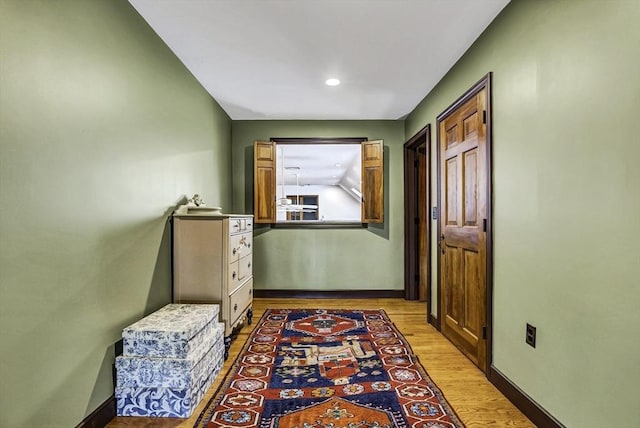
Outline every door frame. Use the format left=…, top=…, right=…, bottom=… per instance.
left=436, top=73, right=493, bottom=372
left=403, top=125, right=431, bottom=311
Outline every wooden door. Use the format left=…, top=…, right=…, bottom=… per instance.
left=417, top=144, right=428, bottom=301
left=403, top=127, right=430, bottom=305
left=438, top=80, right=490, bottom=372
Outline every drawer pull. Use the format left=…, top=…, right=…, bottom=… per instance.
left=233, top=248, right=237, bottom=255
left=247, top=243, right=251, bottom=248
left=232, top=271, right=236, bottom=279
left=249, top=289, right=252, bottom=295
left=248, top=262, right=251, bottom=268
left=234, top=303, right=238, bottom=312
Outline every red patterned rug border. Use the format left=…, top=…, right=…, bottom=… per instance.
left=194, top=308, right=465, bottom=428
left=194, top=309, right=272, bottom=428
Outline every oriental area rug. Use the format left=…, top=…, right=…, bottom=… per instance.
left=195, top=309, right=464, bottom=428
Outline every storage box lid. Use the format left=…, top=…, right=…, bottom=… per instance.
left=123, top=304, right=219, bottom=342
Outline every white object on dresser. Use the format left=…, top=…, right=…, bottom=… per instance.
left=172, top=211, right=254, bottom=359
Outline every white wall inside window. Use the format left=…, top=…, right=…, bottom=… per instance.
left=276, top=184, right=360, bottom=221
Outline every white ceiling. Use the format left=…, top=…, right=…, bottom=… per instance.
left=129, top=0, right=510, bottom=120
left=277, top=144, right=361, bottom=186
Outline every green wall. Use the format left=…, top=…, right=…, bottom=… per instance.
left=0, top=1, right=232, bottom=426
left=231, top=121, right=404, bottom=291
left=405, top=1, right=640, bottom=426
left=3, top=1, right=638, bottom=426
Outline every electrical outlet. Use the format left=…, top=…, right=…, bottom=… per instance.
left=526, top=323, right=536, bottom=348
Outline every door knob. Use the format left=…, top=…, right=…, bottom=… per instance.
left=439, top=234, right=446, bottom=254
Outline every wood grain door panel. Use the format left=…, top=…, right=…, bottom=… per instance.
left=439, top=83, right=489, bottom=372
left=362, top=140, right=384, bottom=223
left=254, top=141, right=276, bottom=223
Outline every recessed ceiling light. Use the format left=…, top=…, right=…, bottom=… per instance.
left=335, top=163, right=341, bottom=167
left=325, top=78, right=341, bottom=86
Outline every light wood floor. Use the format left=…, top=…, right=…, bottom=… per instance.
left=108, top=298, right=534, bottom=427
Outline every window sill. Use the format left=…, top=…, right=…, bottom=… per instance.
left=270, top=222, right=366, bottom=229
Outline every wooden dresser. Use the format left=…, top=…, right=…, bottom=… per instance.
left=172, top=211, right=253, bottom=359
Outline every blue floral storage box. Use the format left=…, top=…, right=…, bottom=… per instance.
left=115, top=304, right=225, bottom=418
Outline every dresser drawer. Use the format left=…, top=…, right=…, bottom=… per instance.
left=238, top=253, right=252, bottom=282
left=229, top=217, right=253, bottom=235
left=229, top=278, right=253, bottom=327
left=238, top=233, right=252, bottom=258
left=229, top=232, right=252, bottom=262
left=228, top=260, right=241, bottom=291
left=228, top=254, right=252, bottom=293
left=229, top=234, right=241, bottom=262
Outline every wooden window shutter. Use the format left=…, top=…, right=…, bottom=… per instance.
left=362, top=140, right=384, bottom=223
left=254, top=140, right=276, bottom=223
